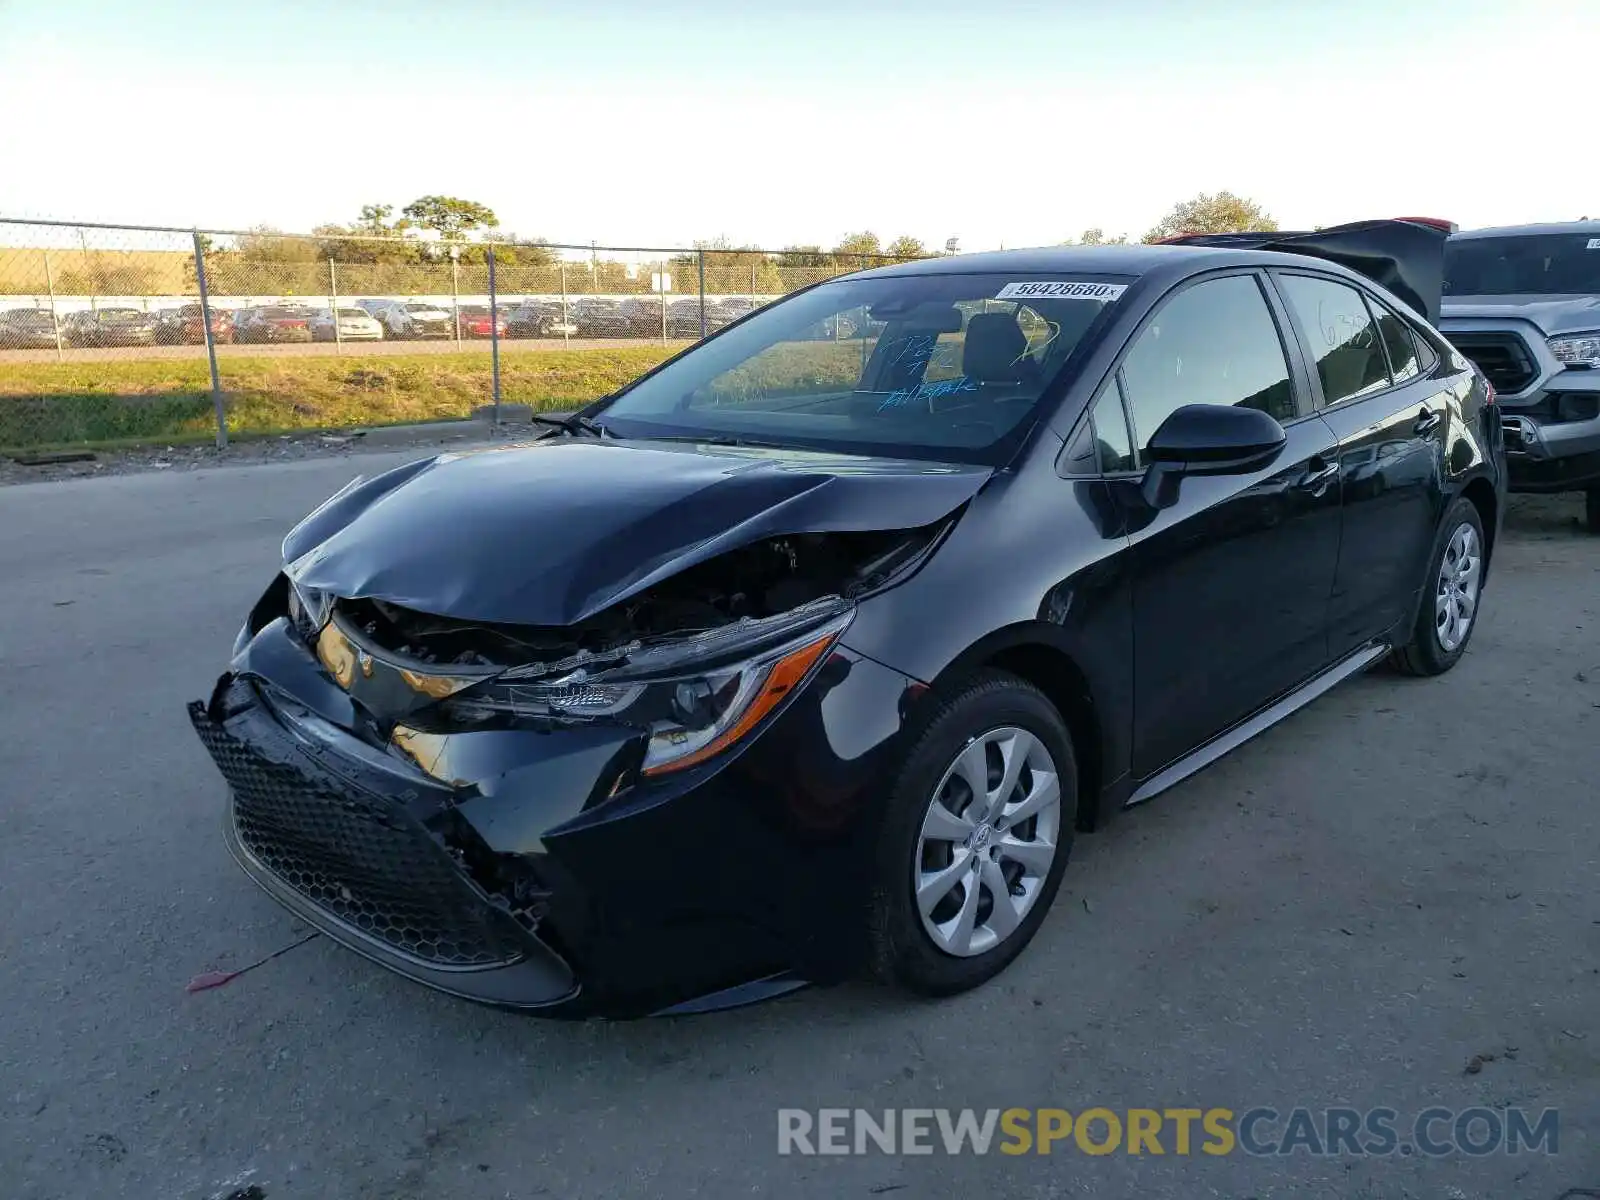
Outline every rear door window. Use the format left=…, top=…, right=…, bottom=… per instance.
left=1368, top=298, right=1421, bottom=383
left=1276, top=274, right=1391, bottom=406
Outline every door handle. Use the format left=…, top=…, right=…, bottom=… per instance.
left=1296, top=457, right=1340, bottom=494
left=1414, top=407, right=1442, bottom=437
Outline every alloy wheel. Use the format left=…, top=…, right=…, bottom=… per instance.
left=913, top=726, right=1062, bottom=958
left=1435, top=521, right=1481, bottom=652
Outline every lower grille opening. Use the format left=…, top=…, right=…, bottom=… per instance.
left=193, top=706, right=526, bottom=969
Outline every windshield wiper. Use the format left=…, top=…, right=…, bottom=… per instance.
left=531, top=412, right=611, bottom=439
left=630, top=432, right=781, bottom=448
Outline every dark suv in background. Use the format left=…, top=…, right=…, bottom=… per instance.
left=1440, top=221, right=1600, bottom=530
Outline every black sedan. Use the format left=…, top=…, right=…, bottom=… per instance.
left=63, top=307, right=158, bottom=347
left=190, top=220, right=1504, bottom=1017
left=0, top=307, right=60, bottom=349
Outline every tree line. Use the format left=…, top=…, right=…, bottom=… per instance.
left=0, top=191, right=1285, bottom=298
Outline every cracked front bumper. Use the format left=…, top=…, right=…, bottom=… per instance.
left=189, top=679, right=583, bottom=1011
left=188, top=613, right=920, bottom=1016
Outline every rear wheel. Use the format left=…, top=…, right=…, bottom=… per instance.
left=1391, top=497, right=1485, bottom=676
left=869, top=672, right=1077, bottom=996
left=1585, top=487, right=1600, bottom=534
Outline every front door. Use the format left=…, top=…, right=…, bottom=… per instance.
left=1109, top=272, right=1344, bottom=780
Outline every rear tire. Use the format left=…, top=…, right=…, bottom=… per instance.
left=1585, top=487, right=1600, bottom=534
left=1391, top=496, right=1485, bottom=676
left=868, top=671, right=1077, bottom=997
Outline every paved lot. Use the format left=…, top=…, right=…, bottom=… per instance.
left=0, top=453, right=1596, bottom=1200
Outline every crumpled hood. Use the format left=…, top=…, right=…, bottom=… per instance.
left=283, top=438, right=992, bottom=626
left=1440, top=294, right=1600, bottom=336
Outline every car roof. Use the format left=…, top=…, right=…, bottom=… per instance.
left=1450, top=219, right=1600, bottom=240
left=847, top=242, right=1386, bottom=281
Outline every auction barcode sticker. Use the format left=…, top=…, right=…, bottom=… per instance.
left=995, top=281, right=1128, bottom=301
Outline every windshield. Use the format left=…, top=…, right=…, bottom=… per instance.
left=336, top=308, right=368, bottom=319
left=594, top=271, right=1129, bottom=463
left=1444, top=233, right=1600, bottom=296
left=405, top=303, right=444, bottom=314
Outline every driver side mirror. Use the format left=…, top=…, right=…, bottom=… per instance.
left=1140, top=403, right=1287, bottom=509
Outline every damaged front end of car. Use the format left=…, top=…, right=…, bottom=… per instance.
left=188, top=520, right=946, bottom=1015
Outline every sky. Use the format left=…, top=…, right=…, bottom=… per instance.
left=1, top=0, right=1595, bottom=254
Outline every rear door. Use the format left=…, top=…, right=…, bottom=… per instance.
left=1269, top=271, right=1449, bottom=657
left=1112, top=271, right=1344, bottom=779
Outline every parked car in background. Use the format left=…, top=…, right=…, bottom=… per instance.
left=666, top=297, right=705, bottom=338
left=505, top=299, right=579, bottom=338
left=1438, top=220, right=1600, bottom=531
left=0, top=307, right=61, bottom=349
left=376, top=301, right=453, bottom=340
left=571, top=297, right=626, bottom=337
left=62, top=307, right=158, bottom=347
left=155, top=303, right=236, bottom=345
left=454, top=304, right=507, bottom=339
left=189, top=218, right=1503, bottom=1017
left=235, top=305, right=314, bottom=344
left=617, top=297, right=671, bottom=337
left=705, top=296, right=764, bottom=332
left=309, top=306, right=385, bottom=342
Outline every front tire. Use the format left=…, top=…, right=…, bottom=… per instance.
left=869, top=672, right=1077, bottom=997
left=1391, top=496, right=1485, bottom=676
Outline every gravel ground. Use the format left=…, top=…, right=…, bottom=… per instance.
left=0, top=453, right=1595, bottom=1200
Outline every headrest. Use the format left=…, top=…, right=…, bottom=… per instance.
left=962, top=313, right=1028, bottom=383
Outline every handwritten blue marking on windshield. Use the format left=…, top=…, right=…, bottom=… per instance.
left=878, top=375, right=980, bottom=412
left=887, top=335, right=939, bottom=370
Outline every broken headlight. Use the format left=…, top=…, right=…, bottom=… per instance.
left=286, top=576, right=335, bottom=633
left=444, top=603, right=854, bottom=776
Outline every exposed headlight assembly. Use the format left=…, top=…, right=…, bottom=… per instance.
left=286, top=576, right=335, bottom=633
left=444, top=600, right=854, bottom=776
left=1548, top=331, right=1600, bottom=369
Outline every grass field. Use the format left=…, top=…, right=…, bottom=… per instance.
left=0, top=346, right=683, bottom=451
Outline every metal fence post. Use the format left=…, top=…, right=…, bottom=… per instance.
left=560, top=261, right=569, bottom=344
left=749, top=260, right=756, bottom=311
left=697, top=249, right=707, bottom=339
left=329, top=258, right=342, bottom=353
left=451, top=253, right=461, bottom=347
left=488, top=248, right=501, bottom=424
left=659, top=263, right=667, bottom=345
left=192, top=230, right=226, bottom=449
left=42, top=249, right=63, bottom=362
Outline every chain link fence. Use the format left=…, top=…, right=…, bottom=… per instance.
left=0, top=218, right=927, bottom=454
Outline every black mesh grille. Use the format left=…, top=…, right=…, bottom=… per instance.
left=192, top=705, right=524, bottom=969
left=1446, top=332, right=1537, bottom=395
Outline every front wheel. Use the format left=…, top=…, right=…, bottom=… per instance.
left=1391, top=496, right=1486, bottom=676
left=869, top=672, right=1077, bottom=997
